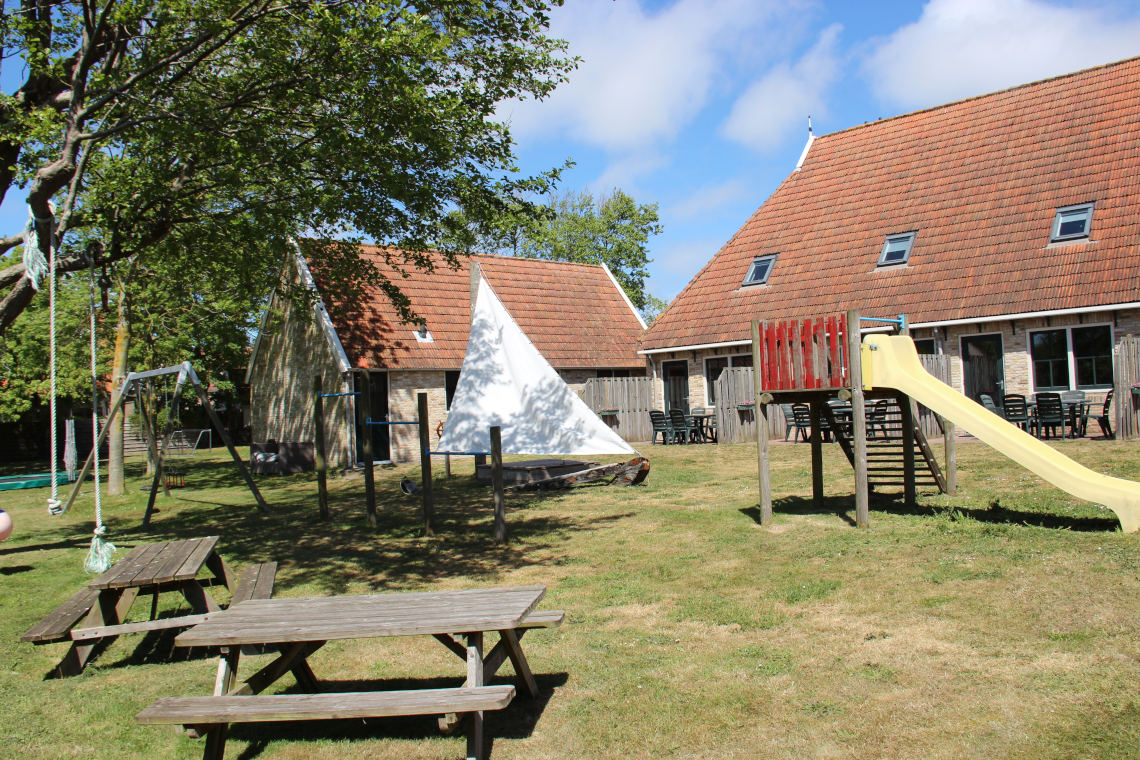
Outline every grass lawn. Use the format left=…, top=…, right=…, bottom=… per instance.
left=2, top=438, right=1140, bottom=759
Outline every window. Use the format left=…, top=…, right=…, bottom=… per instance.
left=742, top=254, right=777, bottom=286
left=704, top=358, right=728, bottom=404
left=704, top=354, right=751, bottom=404
left=596, top=369, right=632, bottom=378
left=1029, top=324, right=1112, bottom=391
left=878, top=232, right=916, bottom=266
left=1072, top=326, right=1112, bottom=388
left=1030, top=329, right=1069, bottom=391
left=913, top=338, right=936, bottom=355
left=444, top=370, right=461, bottom=410
left=1050, top=203, right=1093, bottom=242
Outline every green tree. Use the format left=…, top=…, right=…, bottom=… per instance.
left=0, top=0, right=574, bottom=330
left=521, top=189, right=664, bottom=318
left=446, top=187, right=665, bottom=319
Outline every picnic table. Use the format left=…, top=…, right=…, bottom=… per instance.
left=22, top=536, right=275, bottom=677
left=139, top=584, right=562, bottom=760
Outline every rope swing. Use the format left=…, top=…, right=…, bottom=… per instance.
left=83, top=255, right=114, bottom=574
left=27, top=206, right=114, bottom=572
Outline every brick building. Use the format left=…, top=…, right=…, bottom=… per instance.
left=247, top=245, right=647, bottom=465
left=641, top=57, right=1140, bottom=414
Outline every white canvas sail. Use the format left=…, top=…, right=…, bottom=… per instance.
left=436, top=276, right=637, bottom=457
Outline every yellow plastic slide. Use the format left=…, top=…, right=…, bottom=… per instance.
left=862, top=334, right=1140, bottom=533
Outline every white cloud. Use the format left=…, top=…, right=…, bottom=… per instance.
left=591, top=153, right=667, bottom=197
left=499, top=0, right=803, bottom=152
left=668, top=179, right=753, bottom=222
left=720, top=24, right=842, bottom=152
left=864, top=0, right=1140, bottom=110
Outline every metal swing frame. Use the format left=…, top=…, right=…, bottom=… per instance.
left=59, top=362, right=269, bottom=525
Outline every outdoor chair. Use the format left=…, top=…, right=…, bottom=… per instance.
left=1060, top=390, right=1089, bottom=437
left=668, top=408, right=695, bottom=443
left=1096, top=389, right=1114, bottom=439
left=648, top=410, right=673, bottom=445
left=826, top=398, right=853, bottom=438
left=1001, top=394, right=1031, bottom=432
left=1033, top=392, right=1066, bottom=439
left=980, top=393, right=1002, bottom=417
left=791, top=403, right=832, bottom=442
left=865, top=399, right=890, bottom=438
left=781, top=403, right=808, bottom=442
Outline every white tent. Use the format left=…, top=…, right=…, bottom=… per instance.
left=436, top=276, right=637, bottom=457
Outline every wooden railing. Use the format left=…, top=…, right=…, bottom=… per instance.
left=756, top=314, right=849, bottom=391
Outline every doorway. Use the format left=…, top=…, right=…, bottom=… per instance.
left=353, top=370, right=390, bottom=463
left=960, top=334, right=1004, bottom=403
left=662, top=360, right=690, bottom=413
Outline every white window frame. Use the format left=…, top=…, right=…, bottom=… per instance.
left=1026, top=322, right=1113, bottom=392
left=742, top=254, right=777, bottom=287
left=703, top=353, right=753, bottom=405
left=877, top=231, right=916, bottom=267
left=1050, top=203, right=1093, bottom=243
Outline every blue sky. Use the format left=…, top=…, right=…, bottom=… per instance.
left=497, top=0, right=1140, bottom=305
left=4, top=0, right=1140, bottom=309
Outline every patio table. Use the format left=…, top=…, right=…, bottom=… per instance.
left=171, top=585, right=552, bottom=757
left=22, top=536, right=235, bottom=676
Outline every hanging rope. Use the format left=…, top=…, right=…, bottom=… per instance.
left=31, top=207, right=64, bottom=516
left=84, top=256, right=114, bottom=574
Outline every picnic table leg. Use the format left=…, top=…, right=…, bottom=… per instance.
left=497, top=629, right=538, bottom=699
left=466, top=632, right=484, bottom=760
left=227, top=641, right=326, bottom=696
left=56, top=587, right=138, bottom=676
left=204, top=551, right=237, bottom=592
left=179, top=580, right=222, bottom=614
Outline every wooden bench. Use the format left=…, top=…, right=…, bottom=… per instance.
left=137, top=685, right=515, bottom=760
left=230, top=561, right=277, bottom=605
left=21, top=587, right=101, bottom=644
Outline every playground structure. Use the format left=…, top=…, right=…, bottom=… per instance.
left=751, top=309, right=1140, bottom=533
left=61, top=362, right=268, bottom=526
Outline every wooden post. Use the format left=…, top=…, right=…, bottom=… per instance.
left=471, top=262, right=487, bottom=471
left=313, top=375, right=330, bottom=521
left=809, top=399, right=824, bottom=509
left=490, top=425, right=506, bottom=543
left=360, top=371, right=377, bottom=527
left=418, top=392, right=434, bottom=536
left=899, top=391, right=917, bottom=510
left=752, top=321, right=772, bottom=526
left=942, top=415, right=957, bottom=496
left=847, top=309, right=870, bottom=528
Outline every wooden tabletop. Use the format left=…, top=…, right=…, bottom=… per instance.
left=88, top=536, right=220, bottom=590
left=175, top=584, right=546, bottom=647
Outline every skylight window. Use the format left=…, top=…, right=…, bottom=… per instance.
left=1051, top=203, right=1093, bottom=242
left=742, top=254, right=777, bottom=286
left=877, top=232, right=916, bottom=267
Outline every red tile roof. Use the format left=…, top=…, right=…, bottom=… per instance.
left=642, top=56, right=1140, bottom=352
left=312, top=246, right=645, bottom=370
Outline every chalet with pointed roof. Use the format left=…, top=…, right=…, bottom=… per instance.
left=642, top=57, right=1140, bottom=415
left=247, top=244, right=647, bottom=465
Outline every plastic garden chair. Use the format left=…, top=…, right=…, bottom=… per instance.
left=1001, top=394, right=1031, bottom=432
left=668, top=409, right=694, bottom=443
left=1096, top=389, right=1114, bottom=439
left=1033, top=393, right=1066, bottom=439
left=648, top=410, right=673, bottom=445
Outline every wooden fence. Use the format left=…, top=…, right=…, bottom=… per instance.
left=713, top=354, right=953, bottom=445
left=582, top=377, right=653, bottom=443
left=1113, top=335, right=1140, bottom=440
left=756, top=314, right=849, bottom=391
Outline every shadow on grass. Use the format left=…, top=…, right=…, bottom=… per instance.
left=226, top=672, right=569, bottom=760
left=741, top=493, right=1122, bottom=533
left=41, top=458, right=610, bottom=597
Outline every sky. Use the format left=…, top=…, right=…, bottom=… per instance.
left=3, top=0, right=1140, bottom=310
left=496, top=0, right=1140, bottom=305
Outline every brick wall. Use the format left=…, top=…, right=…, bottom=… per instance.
left=248, top=295, right=353, bottom=468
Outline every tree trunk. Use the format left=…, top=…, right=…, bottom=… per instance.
left=107, top=288, right=130, bottom=495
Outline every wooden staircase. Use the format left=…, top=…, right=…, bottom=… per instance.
left=825, top=397, right=947, bottom=494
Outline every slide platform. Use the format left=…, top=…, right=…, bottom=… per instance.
left=862, top=334, right=1140, bottom=533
